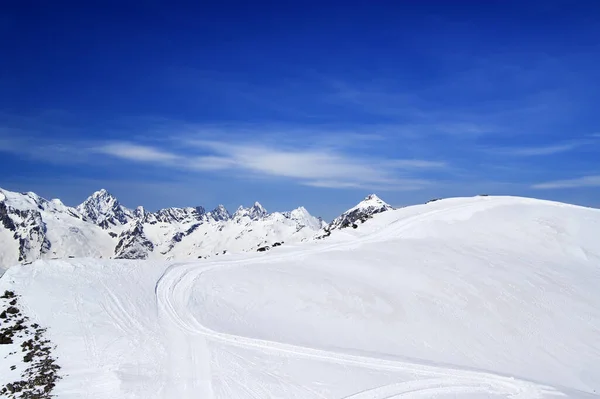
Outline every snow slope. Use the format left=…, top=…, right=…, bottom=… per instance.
left=1, top=196, right=599, bottom=398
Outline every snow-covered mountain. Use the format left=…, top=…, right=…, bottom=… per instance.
left=0, top=187, right=324, bottom=271
left=327, top=193, right=394, bottom=231
left=76, top=188, right=133, bottom=228
left=1, top=195, right=599, bottom=398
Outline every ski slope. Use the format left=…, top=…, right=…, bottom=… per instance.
left=1, top=196, right=599, bottom=398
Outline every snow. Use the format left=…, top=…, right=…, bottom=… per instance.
left=1, top=195, right=599, bottom=398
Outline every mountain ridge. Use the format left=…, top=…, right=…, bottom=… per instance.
left=2, top=187, right=387, bottom=270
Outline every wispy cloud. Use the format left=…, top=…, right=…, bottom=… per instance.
left=93, top=139, right=444, bottom=190
left=95, top=142, right=182, bottom=162
left=385, top=159, right=446, bottom=168
left=490, top=137, right=599, bottom=156
left=532, top=175, right=600, bottom=189
left=508, top=142, right=582, bottom=156
left=0, top=119, right=450, bottom=191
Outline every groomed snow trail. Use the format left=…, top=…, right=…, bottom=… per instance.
left=156, top=261, right=566, bottom=398
left=154, top=197, right=587, bottom=398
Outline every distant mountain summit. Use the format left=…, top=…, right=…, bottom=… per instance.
left=76, top=189, right=133, bottom=228
left=232, top=202, right=268, bottom=221
left=328, top=194, right=394, bottom=231
left=209, top=205, right=231, bottom=222
left=0, top=187, right=323, bottom=270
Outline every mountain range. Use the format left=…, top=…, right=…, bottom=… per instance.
left=0, top=187, right=393, bottom=271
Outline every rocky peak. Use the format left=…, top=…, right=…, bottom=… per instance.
left=357, top=194, right=389, bottom=208
left=328, top=194, right=394, bottom=230
left=283, top=206, right=322, bottom=230
left=233, top=202, right=269, bottom=221
left=76, top=189, right=133, bottom=227
left=133, top=206, right=146, bottom=219
left=152, top=206, right=206, bottom=224
left=209, top=205, right=231, bottom=222
left=249, top=202, right=268, bottom=219
left=114, top=221, right=153, bottom=260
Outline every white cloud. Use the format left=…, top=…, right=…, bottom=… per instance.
left=187, top=156, right=238, bottom=171
left=384, top=159, right=446, bottom=168
left=532, top=175, right=600, bottom=189
left=508, top=142, right=581, bottom=156
left=304, top=179, right=428, bottom=191
left=89, top=139, right=443, bottom=190
left=186, top=140, right=440, bottom=188
left=94, top=142, right=181, bottom=163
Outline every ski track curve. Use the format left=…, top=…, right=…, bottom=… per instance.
left=153, top=200, right=569, bottom=399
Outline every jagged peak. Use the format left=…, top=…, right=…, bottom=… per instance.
left=352, top=193, right=392, bottom=210
left=77, top=188, right=132, bottom=225
left=89, top=188, right=116, bottom=200
left=252, top=201, right=267, bottom=213
left=328, top=193, right=393, bottom=230
left=209, top=204, right=231, bottom=221
left=79, top=189, right=121, bottom=210
left=232, top=202, right=269, bottom=221
left=286, top=206, right=309, bottom=216
left=364, top=193, right=381, bottom=201
left=133, top=206, right=146, bottom=218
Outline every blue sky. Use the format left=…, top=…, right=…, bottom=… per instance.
left=1, top=1, right=599, bottom=220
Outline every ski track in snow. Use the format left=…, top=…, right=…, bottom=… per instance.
left=144, top=200, right=568, bottom=399
left=154, top=263, right=564, bottom=399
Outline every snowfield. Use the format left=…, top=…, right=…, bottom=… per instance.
left=1, top=196, right=599, bottom=398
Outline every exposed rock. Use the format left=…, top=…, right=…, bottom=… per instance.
left=208, top=205, right=231, bottom=222
left=76, top=189, right=133, bottom=227
left=152, top=206, right=207, bottom=224
left=0, top=201, right=17, bottom=231
left=328, top=194, right=394, bottom=231
left=114, top=222, right=154, bottom=260
left=234, top=202, right=268, bottom=221
left=0, top=292, right=62, bottom=398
